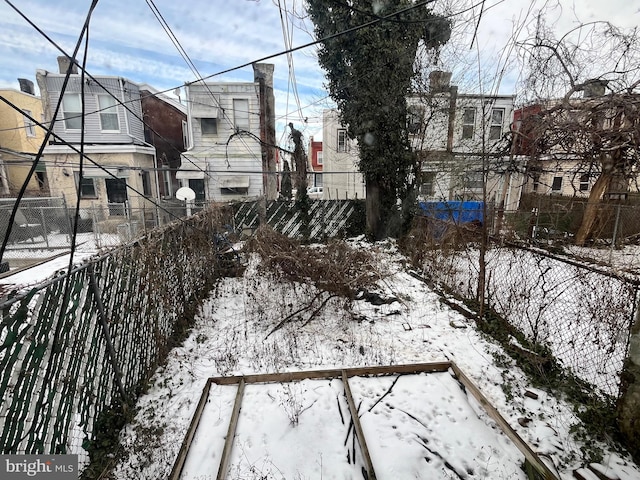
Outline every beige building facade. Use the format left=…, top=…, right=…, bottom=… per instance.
left=0, top=82, right=48, bottom=196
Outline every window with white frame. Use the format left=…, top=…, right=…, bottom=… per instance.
left=75, top=174, right=97, bottom=198
left=62, top=94, right=82, bottom=130
left=552, top=176, right=563, bottom=192
left=420, top=172, right=436, bottom=196
left=233, top=99, right=250, bottom=130
left=317, top=151, right=323, bottom=165
left=22, top=110, right=35, bottom=137
left=337, top=129, right=348, bottom=152
left=579, top=173, right=590, bottom=191
left=181, top=120, right=190, bottom=148
left=97, top=94, right=119, bottom=131
left=489, top=108, right=504, bottom=140
left=462, top=108, right=475, bottom=139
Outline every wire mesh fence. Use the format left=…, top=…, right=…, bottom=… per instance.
left=0, top=206, right=233, bottom=469
left=499, top=194, right=640, bottom=274
left=406, top=210, right=639, bottom=400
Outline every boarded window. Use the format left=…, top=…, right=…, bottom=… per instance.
left=233, top=99, right=250, bottom=130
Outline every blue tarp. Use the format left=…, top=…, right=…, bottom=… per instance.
left=418, top=201, right=484, bottom=224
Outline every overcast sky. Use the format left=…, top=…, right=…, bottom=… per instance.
left=1, top=0, right=638, bottom=142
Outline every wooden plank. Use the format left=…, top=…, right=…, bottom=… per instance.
left=449, top=363, right=558, bottom=480
left=342, top=370, right=377, bottom=480
left=209, top=362, right=452, bottom=385
left=169, top=378, right=213, bottom=480
left=216, top=378, right=246, bottom=480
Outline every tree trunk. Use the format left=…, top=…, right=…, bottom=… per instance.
left=575, top=171, right=613, bottom=246
left=366, top=179, right=381, bottom=240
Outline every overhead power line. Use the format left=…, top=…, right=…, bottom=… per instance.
left=144, top=0, right=260, bottom=165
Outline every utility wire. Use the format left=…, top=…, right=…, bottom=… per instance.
left=2, top=0, right=101, bottom=452
left=0, top=0, right=99, bottom=264
left=0, top=98, right=196, bottom=231
left=3, top=0, right=212, bottom=182
left=144, top=0, right=261, bottom=165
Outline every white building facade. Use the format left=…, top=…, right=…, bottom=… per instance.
left=320, top=72, right=522, bottom=210
left=181, top=64, right=276, bottom=202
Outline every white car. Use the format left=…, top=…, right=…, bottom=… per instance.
left=307, top=186, right=323, bottom=199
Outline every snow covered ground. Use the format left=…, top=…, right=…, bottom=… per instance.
left=108, top=240, right=640, bottom=480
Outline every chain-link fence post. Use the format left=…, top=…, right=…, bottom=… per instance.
left=618, top=285, right=640, bottom=458
left=39, top=206, right=49, bottom=248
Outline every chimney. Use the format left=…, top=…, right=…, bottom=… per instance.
left=583, top=79, right=608, bottom=98
left=429, top=71, right=452, bottom=93
left=57, top=56, right=78, bottom=74
left=17, top=78, right=35, bottom=95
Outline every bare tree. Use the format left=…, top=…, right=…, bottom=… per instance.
left=517, top=16, right=640, bottom=245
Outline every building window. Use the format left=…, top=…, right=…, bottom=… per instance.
left=189, top=179, right=206, bottom=201
left=462, top=108, right=475, bottom=139
left=314, top=173, right=323, bottom=187
left=317, top=151, right=323, bottom=165
left=163, top=171, right=172, bottom=198
left=142, top=171, right=152, bottom=196
left=552, top=176, right=563, bottom=192
left=407, top=105, right=423, bottom=134
left=97, top=94, right=120, bottom=131
left=36, top=171, right=47, bottom=191
left=579, top=174, right=590, bottom=191
left=337, top=129, right=348, bottom=152
left=22, top=110, right=35, bottom=137
left=62, top=94, right=82, bottom=130
left=200, top=118, right=217, bottom=135
left=233, top=99, right=250, bottom=130
left=489, top=108, right=504, bottom=140
left=76, top=175, right=97, bottom=198
left=182, top=120, right=190, bottom=148
left=465, top=171, right=484, bottom=190
left=420, top=172, right=436, bottom=196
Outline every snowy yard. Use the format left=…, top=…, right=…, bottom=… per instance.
left=107, top=240, right=640, bottom=480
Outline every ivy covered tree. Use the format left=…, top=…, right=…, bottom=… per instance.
left=280, top=160, right=293, bottom=200
left=306, top=0, right=450, bottom=239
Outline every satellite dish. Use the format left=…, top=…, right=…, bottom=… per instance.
left=176, top=187, right=196, bottom=201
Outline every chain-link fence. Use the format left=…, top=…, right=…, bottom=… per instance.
left=0, top=197, right=199, bottom=271
left=405, top=208, right=638, bottom=400
left=500, top=194, right=640, bottom=274
left=0, top=206, right=233, bottom=471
